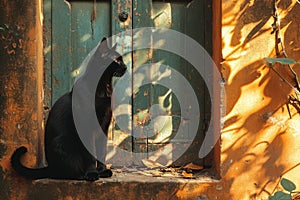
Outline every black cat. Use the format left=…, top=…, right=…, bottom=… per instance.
left=11, top=38, right=126, bottom=181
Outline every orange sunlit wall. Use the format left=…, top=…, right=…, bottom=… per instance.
left=220, top=0, right=300, bottom=198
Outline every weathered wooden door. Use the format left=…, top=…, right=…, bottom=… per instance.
left=44, top=0, right=212, bottom=167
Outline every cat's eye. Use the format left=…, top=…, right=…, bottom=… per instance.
left=113, top=57, right=122, bottom=64
left=113, top=58, right=119, bottom=63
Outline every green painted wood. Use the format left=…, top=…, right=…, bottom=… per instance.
left=45, top=0, right=212, bottom=168
left=51, top=0, right=72, bottom=103
left=202, top=0, right=213, bottom=167
left=50, top=0, right=111, bottom=104
left=43, top=0, right=53, bottom=108
left=131, top=0, right=211, bottom=166
left=112, top=0, right=132, bottom=33
left=70, top=1, right=111, bottom=83
left=131, top=0, right=153, bottom=164
left=110, top=0, right=134, bottom=166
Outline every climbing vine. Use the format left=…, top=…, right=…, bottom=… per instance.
left=268, top=0, right=300, bottom=117
left=265, top=0, right=300, bottom=199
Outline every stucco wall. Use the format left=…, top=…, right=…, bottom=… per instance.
left=0, top=0, right=300, bottom=199
left=0, top=0, right=44, bottom=199
left=221, top=0, right=300, bottom=199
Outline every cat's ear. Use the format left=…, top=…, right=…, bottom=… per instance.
left=98, top=37, right=109, bottom=56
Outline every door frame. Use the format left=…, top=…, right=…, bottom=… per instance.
left=42, top=0, right=222, bottom=176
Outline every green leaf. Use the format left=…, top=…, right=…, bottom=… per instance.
left=281, top=178, right=296, bottom=192
left=269, top=191, right=291, bottom=200
left=264, top=57, right=298, bottom=65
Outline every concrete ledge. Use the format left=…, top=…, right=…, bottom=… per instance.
left=28, top=172, right=221, bottom=200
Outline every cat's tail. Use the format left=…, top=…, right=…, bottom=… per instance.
left=11, top=146, right=49, bottom=179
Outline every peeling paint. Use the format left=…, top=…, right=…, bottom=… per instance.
left=90, top=0, right=97, bottom=40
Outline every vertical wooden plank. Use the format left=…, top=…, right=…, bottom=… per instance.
left=43, top=0, right=53, bottom=109
left=135, top=0, right=213, bottom=167
left=109, top=0, right=134, bottom=166
left=132, top=0, right=153, bottom=165
left=70, top=1, right=111, bottom=83
left=51, top=1, right=111, bottom=103
left=151, top=1, right=186, bottom=145
left=202, top=0, right=214, bottom=168
left=180, top=0, right=206, bottom=166
left=50, top=0, right=111, bottom=102
left=51, top=0, right=72, bottom=103
left=150, top=4, right=186, bottom=165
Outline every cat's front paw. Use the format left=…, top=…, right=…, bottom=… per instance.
left=98, top=169, right=112, bottom=178
left=84, top=170, right=99, bottom=181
